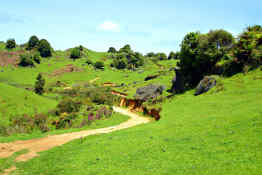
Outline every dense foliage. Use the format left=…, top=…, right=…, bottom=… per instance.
left=6, top=39, right=16, bottom=49
left=110, top=45, right=144, bottom=70
left=34, top=73, right=45, bottom=95
left=38, top=39, right=52, bottom=57
left=179, top=30, right=234, bottom=87
left=18, top=54, right=35, bottom=67
left=27, top=35, right=39, bottom=50
left=233, top=25, right=262, bottom=68
left=70, top=47, right=81, bottom=60
left=108, top=47, right=117, bottom=53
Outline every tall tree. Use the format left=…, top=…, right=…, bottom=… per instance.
left=34, top=74, right=45, bottom=95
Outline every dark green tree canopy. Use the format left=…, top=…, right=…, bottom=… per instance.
left=38, top=39, right=52, bottom=57
left=34, top=73, right=45, bottom=95
left=207, top=29, right=234, bottom=49
left=233, top=25, right=262, bottom=67
left=6, top=39, right=16, bottom=49
left=108, top=47, right=117, bottom=53
left=70, top=47, right=81, bottom=60
left=119, top=44, right=132, bottom=53
left=28, top=35, right=39, bottom=50
left=179, top=30, right=234, bottom=87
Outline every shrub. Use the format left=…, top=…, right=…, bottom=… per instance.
left=12, top=114, right=34, bottom=133
left=94, top=61, right=104, bottom=69
left=19, top=54, right=34, bottom=67
left=70, top=47, right=81, bottom=60
left=157, top=53, right=168, bottom=60
left=86, top=58, right=93, bottom=65
left=56, top=98, right=82, bottom=114
left=27, top=35, right=39, bottom=50
left=34, top=113, right=49, bottom=132
left=6, top=39, right=16, bottom=49
left=38, top=39, right=52, bottom=57
left=33, top=52, right=41, bottom=64
left=34, top=73, right=45, bottom=95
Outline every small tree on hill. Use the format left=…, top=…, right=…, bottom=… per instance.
left=108, top=47, right=117, bottom=53
left=34, top=73, right=45, bottom=95
left=38, top=39, right=52, bottom=57
left=27, top=35, right=39, bottom=50
left=70, top=47, right=81, bottom=60
left=6, top=39, right=16, bottom=49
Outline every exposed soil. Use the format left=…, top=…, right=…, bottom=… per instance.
left=0, top=107, right=150, bottom=164
left=0, top=50, right=25, bottom=67
left=49, top=64, right=83, bottom=77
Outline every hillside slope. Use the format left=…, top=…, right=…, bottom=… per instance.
left=12, top=69, right=262, bottom=175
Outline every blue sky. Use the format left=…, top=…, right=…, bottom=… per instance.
left=0, top=0, right=261, bottom=54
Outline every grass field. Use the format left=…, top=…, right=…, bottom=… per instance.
left=6, top=69, right=261, bottom=175
left=0, top=44, right=262, bottom=174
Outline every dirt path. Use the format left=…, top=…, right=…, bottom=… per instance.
left=0, top=107, right=150, bottom=163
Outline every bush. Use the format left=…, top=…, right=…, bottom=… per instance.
left=38, top=39, right=52, bottom=57
left=19, top=54, right=34, bottom=67
left=34, top=73, right=45, bottom=95
left=56, top=98, right=82, bottom=115
left=157, top=53, right=168, bottom=60
left=33, top=52, right=41, bottom=64
left=6, top=39, right=16, bottom=49
left=27, top=35, right=39, bottom=50
left=70, top=47, right=81, bottom=60
left=86, top=58, right=93, bottom=65
left=94, top=61, right=104, bottom=69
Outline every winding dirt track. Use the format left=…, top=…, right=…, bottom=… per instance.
left=0, top=107, right=150, bottom=163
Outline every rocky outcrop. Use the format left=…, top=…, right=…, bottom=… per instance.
left=194, top=76, right=216, bottom=96
left=134, top=84, right=165, bottom=101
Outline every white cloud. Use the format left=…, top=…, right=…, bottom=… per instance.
left=97, top=21, right=120, bottom=32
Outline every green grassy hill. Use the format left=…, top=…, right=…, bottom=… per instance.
left=12, top=69, right=262, bottom=175
left=0, top=42, right=261, bottom=174
left=0, top=83, right=57, bottom=124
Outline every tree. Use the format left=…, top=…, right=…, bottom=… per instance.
left=119, top=44, right=132, bottom=53
left=94, top=61, right=104, bottom=69
left=34, top=74, right=45, bottom=95
left=70, top=47, right=81, bottom=60
left=27, top=35, right=39, bottom=50
left=179, top=30, right=234, bottom=87
left=108, top=47, right=117, bottom=53
left=168, top=51, right=176, bottom=60
left=38, top=39, right=52, bottom=57
left=208, top=29, right=234, bottom=49
left=6, top=39, right=16, bottom=49
left=233, top=25, right=262, bottom=68
left=157, top=53, right=167, bottom=60
left=146, top=52, right=155, bottom=57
